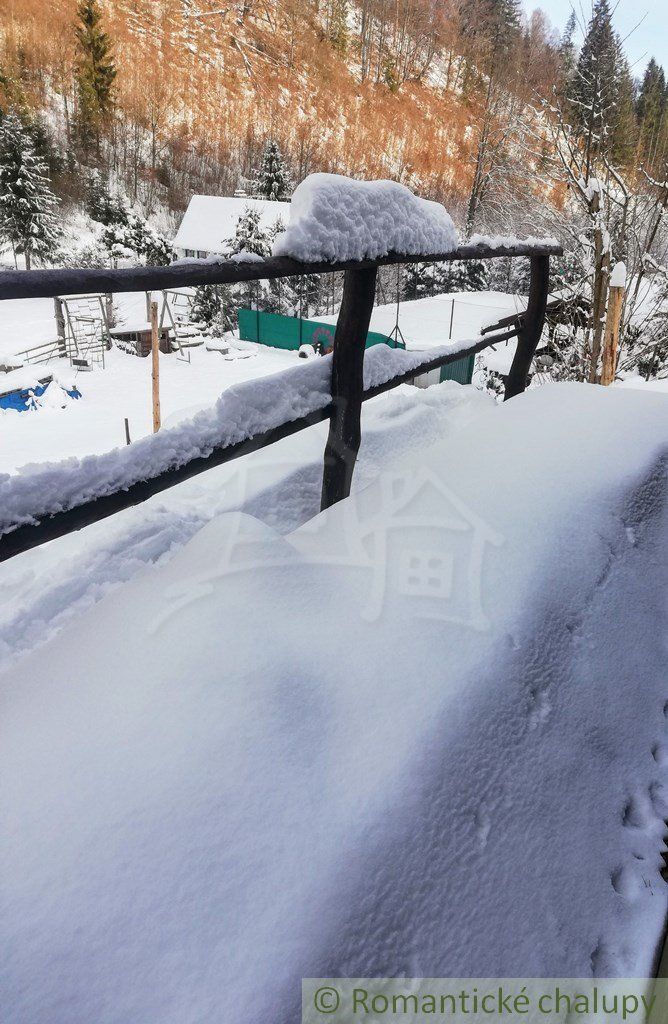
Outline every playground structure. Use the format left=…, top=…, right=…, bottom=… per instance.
left=159, top=289, right=207, bottom=360
left=54, top=294, right=113, bottom=370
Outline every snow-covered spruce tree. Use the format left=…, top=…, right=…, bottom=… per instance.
left=636, top=59, right=668, bottom=170
left=101, top=210, right=173, bottom=267
left=86, top=171, right=127, bottom=226
left=437, top=259, right=488, bottom=293
left=252, top=140, right=293, bottom=202
left=227, top=205, right=272, bottom=256
left=0, top=111, right=61, bottom=270
left=194, top=207, right=273, bottom=333
left=557, top=11, right=577, bottom=93
left=75, top=0, right=116, bottom=148
left=402, top=262, right=436, bottom=301
left=569, top=0, right=637, bottom=168
left=327, top=0, right=349, bottom=56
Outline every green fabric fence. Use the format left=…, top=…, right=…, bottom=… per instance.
left=237, top=309, right=402, bottom=352
left=237, top=308, right=474, bottom=385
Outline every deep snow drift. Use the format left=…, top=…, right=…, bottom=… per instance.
left=1, top=383, right=667, bottom=1024
left=0, top=381, right=492, bottom=670
left=272, top=173, right=458, bottom=263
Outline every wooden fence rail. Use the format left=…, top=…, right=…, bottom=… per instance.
left=0, top=241, right=561, bottom=562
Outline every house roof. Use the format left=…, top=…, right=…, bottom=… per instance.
left=173, top=195, right=291, bottom=254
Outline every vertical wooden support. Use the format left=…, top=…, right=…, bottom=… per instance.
left=150, top=301, right=161, bottom=433
left=504, top=255, right=550, bottom=401
left=53, top=297, right=66, bottom=356
left=601, top=265, right=625, bottom=386
left=321, top=266, right=378, bottom=511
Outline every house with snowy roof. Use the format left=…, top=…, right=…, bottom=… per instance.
left=173, top=195, right=290, bottom=259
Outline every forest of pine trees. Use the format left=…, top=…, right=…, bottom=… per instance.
left=1, top=0, right=668, bottom=234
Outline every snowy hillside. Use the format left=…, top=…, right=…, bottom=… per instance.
left=2, top=381, right=667, bottom=1023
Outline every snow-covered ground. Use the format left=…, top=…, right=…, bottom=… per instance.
left=1, top=342, right=299, bottom=472
left=0, top=379, right=491, bottom=668
left=1, top=382, right=667, bottom=1024
left=321, top=290, right=527, bottom=374
left=0, top=289, right=525, bottom=473
left=619, top=374, right=668, bottom=395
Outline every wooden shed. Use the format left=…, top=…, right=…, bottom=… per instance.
left=110, top=322, right=173, bottom=357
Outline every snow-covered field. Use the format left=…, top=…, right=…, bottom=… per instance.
left=1, top=382, right=667, bottom=1024
left=1, top=341, right=299, bottom=471
left=322, top=289, right=527, bottom=375
left=0, top=288, right=527, bottom=473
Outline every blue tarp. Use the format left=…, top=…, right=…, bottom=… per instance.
left=0, top=380, right=81, bottom=412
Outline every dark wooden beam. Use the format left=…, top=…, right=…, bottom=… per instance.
left=480, top=296, right=565, bottom=336
left=504, top=255, right=551, bottom=401
left=0, top=243, right=563, bottom=302
left=321, top=266, right=378, bottom=510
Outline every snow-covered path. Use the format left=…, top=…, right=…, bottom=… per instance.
left=1, top=383, right=667, bottom=1023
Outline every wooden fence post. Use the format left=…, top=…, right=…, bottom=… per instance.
left=321, top=266, right=378, bottom=511
left=53, top=297, right=66, bottom=356
left=601, top=262, right=625, bottom=386
left=504, top=254, right=550, bottom=401
left=150, top=301, right=161, bottom=433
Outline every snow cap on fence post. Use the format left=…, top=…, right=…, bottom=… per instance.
left=272, top=173, right=458, bottom=263
left=610, top=262, right=627, bottom=289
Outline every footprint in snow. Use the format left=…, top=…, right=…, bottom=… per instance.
left=652, top=742, right=668, bottom=766
left=590, top=939, right=622, bottom=978
left=527, top=687, right=551, bottom=730
left=622, top=792, right=654, bottom=830
left=611, top=864, right=641, bottom=901
left=649, top=780, right=668, bottom=817
left=474, top=805, right=492, bottom=850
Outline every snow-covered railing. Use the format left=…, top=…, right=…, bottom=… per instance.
left=0, top=242, right=561, bottom=302
left=0, top=238, right=561, bottom=562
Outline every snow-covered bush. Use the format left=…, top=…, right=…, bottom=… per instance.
left=85, top=171, right=127, bottom=226
left=226, top=206, right=272, bottom=258
left=101, top=209, right=174, bottom=266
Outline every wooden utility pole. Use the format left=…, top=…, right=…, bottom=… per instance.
left=150, top=301, right=161, bottom=433
left=601, top=262, right=626, bottom=387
